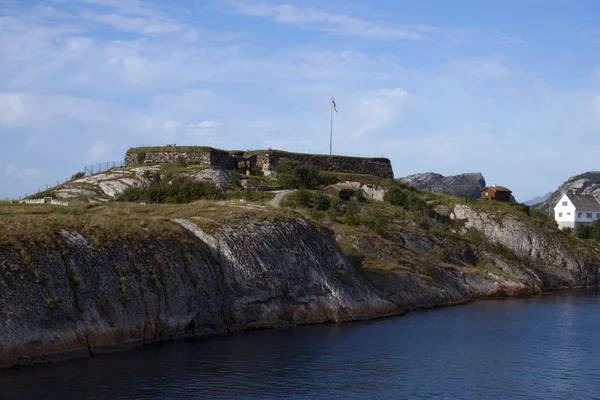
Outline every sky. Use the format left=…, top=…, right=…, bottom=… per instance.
left=1, top=0, right=599, bottom=201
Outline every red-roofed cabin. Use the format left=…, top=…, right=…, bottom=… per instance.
left=480, top=185, right=512, bottom=202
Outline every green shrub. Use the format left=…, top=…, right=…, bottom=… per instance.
left=591, top=219, right=600, bottom=242
left=314, top=193, right=331, bottom=211
left=354, top=189, right=367, bottom=203
left=342, top=201, right=361, bottom=226
left=176, top=156, right=187, bottom=167
left=317, top=171, right=338, bottom=186
left=242, top=189, right=258, bottom=201
left=116, top=176, right=223, bottom=203
left=70, top=172, right=85, bottom=181
left=295, top=189, right=314, bottom=208
left=275, top=159, right=337, bottom=189
left=384, top=186, right=429, bottom=214
left=574, top=223, right=593, bottom=239
left=117, top=186, right=144, bottom=202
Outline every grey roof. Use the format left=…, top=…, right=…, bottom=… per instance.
left=565, top=194, right=600, bottom=210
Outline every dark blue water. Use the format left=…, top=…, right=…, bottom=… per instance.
left=1, top=290, right=599, bottom=400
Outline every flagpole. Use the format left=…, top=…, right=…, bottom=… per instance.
left=329, top=96, right=333, bottom=155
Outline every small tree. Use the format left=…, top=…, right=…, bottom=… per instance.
left=70, top=172, right=85, bottom=181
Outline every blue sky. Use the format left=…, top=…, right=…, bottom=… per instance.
left=1, top=0, right=599, bottom=201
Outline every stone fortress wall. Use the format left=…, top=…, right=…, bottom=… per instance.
left=253, top=151, right=394, bottom=179
left=124, top=147, right=233, bottom=169
left=125, top=147, right=394, bottom=179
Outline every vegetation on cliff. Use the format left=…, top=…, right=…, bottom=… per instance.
left=116, top=175, right=223, bottom=203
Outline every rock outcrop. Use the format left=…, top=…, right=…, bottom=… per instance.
left=1, top=205, right=598, bottom=369
left=452, top=205, right=600, bottom=287
left=338, top=181, right=386, bottom=201
left=0, top=218, right=397, bottom=369
left=536, top=171, right=600, bottom=213
left=399, top=172, right=486, bottom=199
left=29, top=166, right=230, bottom=203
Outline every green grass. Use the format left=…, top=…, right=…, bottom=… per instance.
left=243, top=149, right=390, bottom=161
left=126, top=146, right=229, bottom=156
left=333, top=172, right=397, bottom=187
left=0, top=200, right=298, bottom=247
left=482, top=185, right=511, bottom=192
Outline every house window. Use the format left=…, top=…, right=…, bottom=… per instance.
left=587, top=213, right=592, bottom=218
left=485, top=191, right=488, bottom=197
left=562, top=201, right=568, bottom=206
left=567, top=213, right=571, bottom=216
left=578, top=213, right=582, bottom=218
left=559, top=212, right=563, bottom=217
left=597, top=213, right=600, bottom=219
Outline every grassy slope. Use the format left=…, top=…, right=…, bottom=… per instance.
left=0, top=201, right=293, bottom=248
left=5, top=170, right=596, bottom=283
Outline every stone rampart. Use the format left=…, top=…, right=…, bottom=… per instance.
left=124, top=147, right=394, bottom=179
left=124, top=147, right=232, bottom=169
left=252, top=151, right=394, bottom=179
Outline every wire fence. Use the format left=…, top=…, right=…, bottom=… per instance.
left=17, top=144, right=389, bottom=201
left=19, top=161, right=125, bottom=200
left=83, top=161, right=124, bottom=176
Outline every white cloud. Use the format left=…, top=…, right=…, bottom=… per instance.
left=84, top=12, right=184, bottom=35
left=56, top=0, right=161, bottom=18
left=226, top=2, right=429, bottom=40
left=188, top=121, right=219, bottom=129
left=353, top=88, right=409, bottom=138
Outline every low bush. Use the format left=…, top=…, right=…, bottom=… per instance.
left=384, top=186, right=429, bottom=214
left=281, top=189, right=331, bottom=210
left=573, top=220, right=600, bottom=243
left=276, top=159, right=337, bottom=189
left=70, top=172, right=85, bottom=181
left=116, top=176, right=223, bottom=203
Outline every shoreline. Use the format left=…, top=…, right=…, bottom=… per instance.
left=4, top=285, right=598, bottom=371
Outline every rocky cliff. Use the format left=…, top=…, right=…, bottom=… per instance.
left=399, top=172, right=486, bottom=199
left=0, top=216, right=397, bottom=369
left=537, top=171, right=600, bottom=213
left=1, top=202, right=598, bottom=369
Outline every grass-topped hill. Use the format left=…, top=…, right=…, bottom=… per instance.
left=570, top=171, right=600, bottom=182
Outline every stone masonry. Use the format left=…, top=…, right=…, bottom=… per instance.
left=125, top=147, right=394, bottom=179
left=125, top=148, right=233, bottom=169
left=253, top=151, right=394, bottom=179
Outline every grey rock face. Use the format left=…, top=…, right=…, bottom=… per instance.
left=399, top=172, right=486, bottom=199
left=536, top=172, right=600, bottom=213
left=452, top=204, right=600, bottom=287
left=1, top=208, right=598, bottom=369
left=0, top=219, right=398, bottom=369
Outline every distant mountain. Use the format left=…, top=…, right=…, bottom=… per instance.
left=399, top=172, right=486, bottom=199
left=536, top=171, right=600, bottom=213
left=523, top=192, right=552, bottom=206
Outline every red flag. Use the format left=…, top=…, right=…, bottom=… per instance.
left=332, top=97, right=338, bottom=113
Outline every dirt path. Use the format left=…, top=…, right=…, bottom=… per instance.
left=270, top=190, right=294, bottom=207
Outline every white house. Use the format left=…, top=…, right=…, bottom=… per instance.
left=554, top=193, right=600, bottom=229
